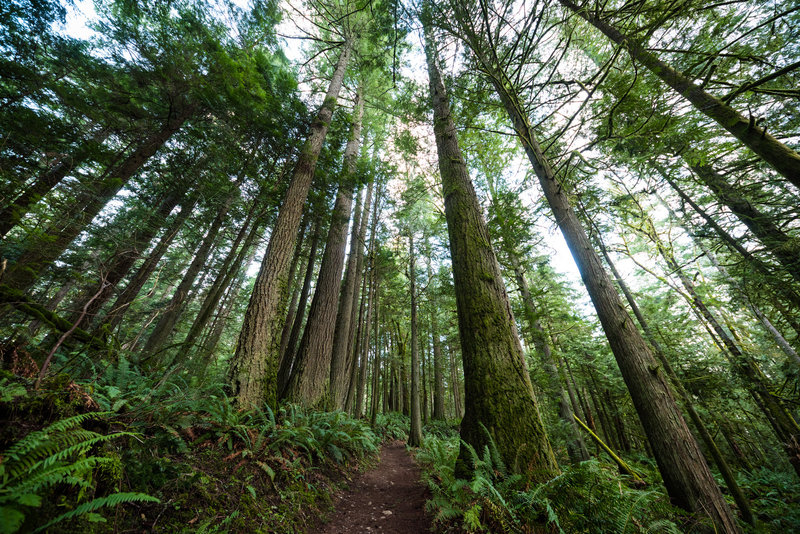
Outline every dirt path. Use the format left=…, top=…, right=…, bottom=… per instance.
left=312, top=441, right=433, bottom=534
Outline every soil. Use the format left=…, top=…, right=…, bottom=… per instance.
left=311, top=441, right=433, bottom=534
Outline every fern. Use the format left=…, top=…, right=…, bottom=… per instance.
left=0, top=412, right=159, bottom=534
left=33, top=492, right=159, bottom=533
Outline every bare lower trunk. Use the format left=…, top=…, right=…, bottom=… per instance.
left=509, top=254, right=589, bottom=462
left=599, top=240, right=754, bottom=525
left=284, top=94, right=361, bottom=406
left=277, top=219, right=321, bottom=397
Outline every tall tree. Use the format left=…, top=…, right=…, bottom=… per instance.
left=229, top=36, right=354, bottom=409
left=284, top=85, right=363, bottom=406
left=422, top=12, right=559, bottom=483
left=433, top=3, right=741, bottom=528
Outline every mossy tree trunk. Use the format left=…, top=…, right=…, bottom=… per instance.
left=422, top=17, right=559, bottom=483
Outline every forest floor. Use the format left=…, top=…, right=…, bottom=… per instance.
left=311, top=440, right=433, bottom=534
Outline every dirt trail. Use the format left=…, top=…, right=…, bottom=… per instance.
left=312, top=441, right=433, bottom=534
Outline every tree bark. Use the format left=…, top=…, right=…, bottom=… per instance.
left=423, top=18, right=559, bottom=483
left=329, top=87, right=367, bottom=408
left=408, top=233, right=423, bottom=447
left=229, top=39, right=352, bottom=409
left=284, top=88, right=361, bottom=407
left=277, top=218, right=321, bottom=397
left=599, top=239, right=754, bottom=525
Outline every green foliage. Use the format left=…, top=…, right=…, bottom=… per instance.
left=417, top=434, right=684, bottom=533
left=0, top=412, right=158, bottom=534
left=735, top=468, right=800, bottom=531
left=373, top=412, right=410, bottom=441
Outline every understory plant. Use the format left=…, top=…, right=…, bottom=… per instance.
left=416, top=433, right=685, bottom=533
left=0, top=412, right=158, bottom=533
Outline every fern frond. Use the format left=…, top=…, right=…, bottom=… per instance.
left=33, top=492, right=159, bottom=533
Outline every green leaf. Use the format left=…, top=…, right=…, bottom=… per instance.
left=16, top=494, right=41, bottom=507
left=0, top=506, right=25, bottom=534
left=86, top=512, right=107, bottom=523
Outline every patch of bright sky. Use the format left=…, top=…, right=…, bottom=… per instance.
left=57, top=0, right=640, bottom=312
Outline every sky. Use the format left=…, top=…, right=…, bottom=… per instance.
left=58, top=0, right=604, bottom=316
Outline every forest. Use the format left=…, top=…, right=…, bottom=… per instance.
left=0, top=0, right=799, bottom=532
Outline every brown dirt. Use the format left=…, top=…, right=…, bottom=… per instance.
left=311, top=441, right=433, bottom=534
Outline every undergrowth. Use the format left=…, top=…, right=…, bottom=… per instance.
left=416, top=434, right=690, bottom=534
left=0, top=356, right=383, bottom=533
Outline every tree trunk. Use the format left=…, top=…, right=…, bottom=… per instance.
left=423, top=19, right=559, bottom=482
left=430, top=281, right=446, bottom=420
left=278, top=213, right=311, bottom=365
left=277, top=217, right=321, bottom=397
left=355, top=264, right=375, bottom=418
left=93, top=195, right=197, bottom=336
left=229, top=39, right=352, bottom=409
left=660, top=170, right=800, bottom=314
left=688, top=161, right=800, bottom=284
left=599, top=239, right=754, bottom=525
left=140, top=190, right=235, bottom=362
left=328, top=86, right=366, bottom=409
left=183, top=206, right=263, bottom=351
left=451, top=14, right=740, bottom=528
left=0, top=131, right=108, bottom=238
left=345, top=274, right=369, bottom=414
left=645, top=218, right=800, bottom=479
left=657, top=192, right=800, bottom=366
left=509, top=253, right=590, bottom=462
left=2, top=104, right=195, bottom=293
left=370, top=297, right=381, bottom=425
left=197, top=245, right=259, bottom=369
left=284, top=89, right=361, bottom=407
left=558, top=0, right=800, bottom=188
left=408, top=233, right=423, bottom=447
left=60, top=189, right=183, bottom=336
